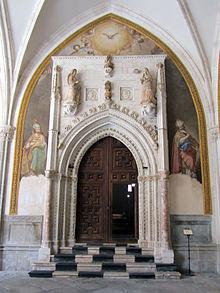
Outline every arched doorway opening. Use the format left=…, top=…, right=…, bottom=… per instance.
left=76, top=136, right=138, bottom=243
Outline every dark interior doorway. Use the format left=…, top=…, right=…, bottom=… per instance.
left=76, top=136, right=138, bottom=243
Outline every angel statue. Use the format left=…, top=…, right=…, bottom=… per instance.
left=140, top=68, right=157, bottom=117
left=64, top=69, right=81, bottom=116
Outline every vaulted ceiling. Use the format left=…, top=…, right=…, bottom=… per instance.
left=0, top=0, right=219, bottom=125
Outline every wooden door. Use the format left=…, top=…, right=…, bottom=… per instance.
left=76, top=137, right=138, bottom=243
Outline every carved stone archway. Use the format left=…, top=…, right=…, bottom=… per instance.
left=38, top=55, right=174, bottom=264
left=43, top=108, right=172, bottom=263
left=58, top=111, right=156, bottom=247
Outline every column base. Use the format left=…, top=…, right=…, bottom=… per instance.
left=38, top=247, right=51, bottom=262
left=154, top=246, right=174, bottom=264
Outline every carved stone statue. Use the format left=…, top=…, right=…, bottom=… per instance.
left=104, top=80, right=112, bottom=101
left=64, top=69, right=81, bottom=116
left=104, top=55, right=114, bottom=78
left=140, top=68, right=156, bottom=117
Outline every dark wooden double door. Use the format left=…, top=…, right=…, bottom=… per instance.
left=76, top=137, right=138, bottom=243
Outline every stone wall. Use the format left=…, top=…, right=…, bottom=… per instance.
left=0, top=215, right=43, bottom=271
left=170, top=215, right=217, bottom=273
left=0, top=214, right=217, bottom=272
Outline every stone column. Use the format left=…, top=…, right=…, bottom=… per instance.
left=159, top=170, right=170, bottom=245
left=138, top=174, right=146, bottom=246
left=39, top=65, right=62, bottom=261
left=208, top=126, right=220, bottom=272
left=0, top=125, right=15, bottom=235
left=61, top=176, right=69, bottom=247
left=68, top=176, right=78, bottom=246
left=155, top=62, right=174, bottom=263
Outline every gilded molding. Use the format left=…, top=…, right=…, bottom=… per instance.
left=10, top=13, right=212, bottom=214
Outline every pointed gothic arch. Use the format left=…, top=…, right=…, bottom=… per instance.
left=10, top=13, right=211, bottom=216
left=53, top=110, right=158, bottom=247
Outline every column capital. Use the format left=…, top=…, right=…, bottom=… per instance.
left=0, top=125, right=16, bottom=142
left=45, top=170, right=56, bottom=178
left=208, top=126, right=220, bottom=142
left=138, top=174, right=159, bottom=182
left=158, top=170, right=170, bottom=180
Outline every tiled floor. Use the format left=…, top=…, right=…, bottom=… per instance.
left=0, top=272, right=220, bottom=293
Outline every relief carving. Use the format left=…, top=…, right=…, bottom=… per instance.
left=63, top=69, right=81, bottom=116
left=140, top=68, right=157, bottom=117
left=104, top=55, right=114, bottom=77
left=120, top=87, right=134, bottom=101
left=104, top=81, right=112, bottom=102
left=86, top=88, right=99, bottom=101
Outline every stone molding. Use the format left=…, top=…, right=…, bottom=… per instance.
left=59, top=103, right=158, bottom=150
left=4, top=215, right=43, bottom=222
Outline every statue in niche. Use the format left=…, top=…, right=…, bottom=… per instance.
left=171, top=119, right=200, bottom=180
left=64, top=69, right=81, bottom=116
left=104, top=55, right=114, bottom=78
left=140, top=68, right=157, bottom=117
left=104, top=80, right=112, bottom=101
left=21, top=120, right=47, bottom=177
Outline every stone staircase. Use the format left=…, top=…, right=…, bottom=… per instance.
left=30, top=244, right=180, bottom=279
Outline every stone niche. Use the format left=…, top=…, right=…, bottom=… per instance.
left=43, top=55, right=174, bottom=264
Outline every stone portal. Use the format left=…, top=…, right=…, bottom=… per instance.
left=39, top=55, right=174, bottom=264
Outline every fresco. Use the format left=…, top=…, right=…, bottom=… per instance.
left=18, top=19, right=202, bottom=214
left=60, top=20, right=162, bottom=56
left=21, top=120, right=47, bottom=177
left=165, top=60, right=201, bottom=183
left=21, top=19, right=163, bottom=178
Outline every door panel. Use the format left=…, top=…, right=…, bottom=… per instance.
left=76, top=137, right=138, bottom=243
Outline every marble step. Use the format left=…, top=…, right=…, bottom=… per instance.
left=54, top=254, right=75, bottom=262
left=59, top=244, right=147, bottom=257
left=54, top=253, right=154, bottom=264
left=30, top=244, right=180, bottom=279
left=99, top=246, right=115, bottom=254
left=135, top=255, right=154, bottom=262
left=28, top=270, right=53, bottom=278
left=53, top=271, right=155, bottom=279
left=156, top=263, right=177, bottom=272
left=54, top=261, right=156, bottom=273
left=29, top=264, right=180, bottom=279
left=77, top=263, right=102, bottom=272
left=126, top=263, right=156, bottom=273
left=53, top=271, right=78, bottom=277
left=129, top=272, right=155, bottom=279
left=56, top=261, right=77, bottom=271
left=72, top=245, right=88, bottom=255
left=103, top=272, right=129, bottom=279
left=78, top=271, right=104, bottom=278
left=126, top=247, right=142, bottom=255
left=102, top=262, right=126, bottom=272
left=93, top=253, right=114, bottom=262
